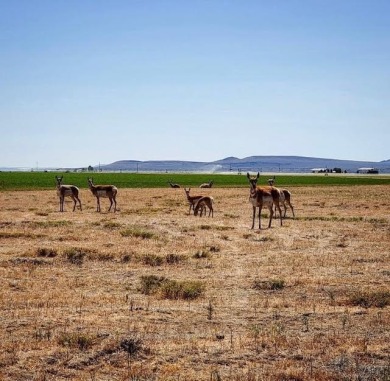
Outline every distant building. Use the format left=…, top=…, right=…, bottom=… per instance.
left=311, top=168, right=328, bottom=173
left=357, top=167, right=379, bottom=174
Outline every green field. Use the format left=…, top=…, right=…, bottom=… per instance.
left=0, top=171, right=389, bottom=190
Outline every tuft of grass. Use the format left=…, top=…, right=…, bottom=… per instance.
left=159, top=279, right=204, bottom=300
left=165, top=253, right=186, bottom=264
left=120, top=226, right=155, bottom=239
left=193, top=250, right=211, bottom=259
left=64, top=247, right=90, bottom=265
left=103, top=221, right=122, bottom=229
left=252, top=279, right=286, bottom=291
left=347, top=290, right=390, bottom=308
left=32, top=220, right=72, bottom=228
left=139, top=275, right=204, bottom=300
left=36, top=247, right=58, bottom=258
left=57, top=332, right=95, bottom=351
left=142, top=254, right=164, bottom=267
left=120, top=336, right=143, bottom=356
left=139, top=275, right=167, bottom=295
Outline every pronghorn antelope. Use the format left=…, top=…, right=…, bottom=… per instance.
left=267, top=175, right=276, bottom=186
left=265, top=176, right=295, bottom=218
left=247, top=172, right=282, bottom=229
left=184, top=188, right=204, bottom=215
left=87, top=178, right=118, bottom=212
left=55, top=176, right=82, bottom=212
left=194, top=196, right=214, bottom=217
left=277, top=189, right=295, bottom=218
left=168, top=180, right=181, bottom=188
left=199, top=180, right=213, bottom=188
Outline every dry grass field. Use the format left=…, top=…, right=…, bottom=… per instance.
left=0, top=186, right=389, bottom=381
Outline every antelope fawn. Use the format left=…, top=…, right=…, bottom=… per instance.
left=184, top=188, right=204, bottom=215
left=194, top=196, right=214, bottom=217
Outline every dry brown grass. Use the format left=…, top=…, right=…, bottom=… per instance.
left=0, top=186, right=389, bottom=381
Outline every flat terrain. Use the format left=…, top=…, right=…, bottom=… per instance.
left=0, top=186, right=389, bottom=380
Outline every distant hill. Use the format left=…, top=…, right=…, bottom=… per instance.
left=100, top=156, right=390, bottom=174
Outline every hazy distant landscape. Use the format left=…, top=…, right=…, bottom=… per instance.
left=2, top=156, right=390, bottom=174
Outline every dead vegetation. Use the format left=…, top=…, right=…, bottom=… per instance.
left=0, top=186, right=389, bottom=380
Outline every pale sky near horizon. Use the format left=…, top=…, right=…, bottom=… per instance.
left=1, top=1, right=389, bottom=168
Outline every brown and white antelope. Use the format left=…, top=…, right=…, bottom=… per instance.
left=199, top=180, right=213, bottom=188
left=277, top=189, right=295, bottom=218
left=247, top=172, right=282, bottom=229
left=194, top=196, right=214, bottom=217
left=267, top=175, right=276, bottom=186
left=55, top=176, right=82, bottom=212
left=168, top=180, right=181, bottom=188
left=266, top=176, right=295, bottom=218
left=87, top=178, right=118, bottom=212
left=184, top=188, right=204, bottom=215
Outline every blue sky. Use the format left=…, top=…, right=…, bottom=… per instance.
left=1, top=1, right=389, bottom=168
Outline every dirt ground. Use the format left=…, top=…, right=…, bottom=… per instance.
left=0, top=186, right=389, bottom=380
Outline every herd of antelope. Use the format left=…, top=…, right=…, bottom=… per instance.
left=55, top=173, right=294, bottom=229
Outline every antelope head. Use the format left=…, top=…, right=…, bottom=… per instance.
left=246, top=172, right=260, bottom=190
left=55, top=176, right=63, bottom=186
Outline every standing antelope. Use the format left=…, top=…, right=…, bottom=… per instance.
left=277, top=189, right=295, bottom=218
left=184, top=188, right=204, bottom=215
left=87, top=178, right=118, bottom=212
left=199, top=180, right=213, bottom=188
left=247, top=172, right=282, bottom=229
left=267, top=175, right=276, bottom=186
left=266, top=177, right=295, bottom=218
left=55, top=176, right=82, bottom=212
left=194, top=196, right=214, bottom=217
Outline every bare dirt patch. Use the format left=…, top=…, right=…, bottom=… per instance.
left=0, top=186, right=389, bottom=380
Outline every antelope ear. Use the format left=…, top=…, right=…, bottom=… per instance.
left=256, top=172, right=260, bottom=179
left=246, top=173, right=250, bottom=179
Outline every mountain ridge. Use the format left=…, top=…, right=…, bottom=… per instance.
left=101, top=156, right=390, bottom=173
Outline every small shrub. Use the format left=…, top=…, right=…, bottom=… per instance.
left=165, top=253, right=185, bottom=264
left=120, top=336, right=143, bottom=356
left=139, top=276, right=204, bottom=300
left=64, top=248, right=88, bottom=265
left=347, top=291, right=390, bottom=308
left=103, top=221, right=122, bottom=229
left=160, top=280, right=204, bottom=300
left=139, top=275, right=167, bottom=295
left=57, top=332, right=94, bottom=351
left=90, top=252, right=114, bottom=261
left=142, top=254, right=164, bottom=266
left=193, top=250, right=210, bottom=259
left=36, top=247, right=57, bottom=258
left=253, top=279, right=285, bottom=291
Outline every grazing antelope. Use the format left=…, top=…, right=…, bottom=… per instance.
left=168, top=180, right=180, bottom=188
left=55, top=176, right=82, bottom=212
left=199, top=180, right=213, bottom=188
left=247, top=172, right=282, bottom=229
left=87, top=178, right=118, bottom=212
left=184, top=188, right=204, bottom=215
left=194, top=196, right=214, bottom=217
